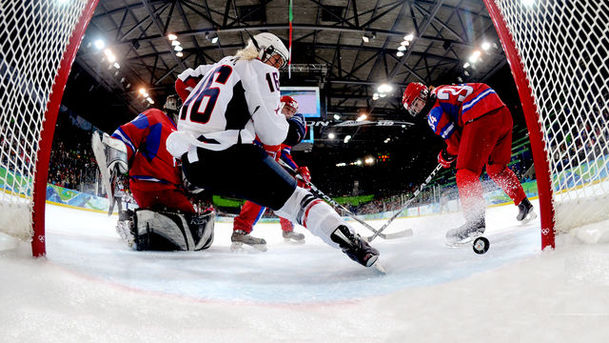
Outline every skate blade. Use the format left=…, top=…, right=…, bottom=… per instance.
left=284, top=238, right=306, bottom=245
left=371, top=260, right=386, bottom=275
left=445, top=233, right=483, bottom=248
left=230, top=242, right=268, bottom=252
left=519, top=210, right=538, bottom=224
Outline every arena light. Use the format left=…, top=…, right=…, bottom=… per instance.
left=356, top=113, right=368, bottom=121
left=174, top=45, right=183, bottom=52
left=113, top=62, right=120, bottom=69
left=397, top=45, right=406, bottom=51
left=463, top=62, right=470, bottom=69
left=171, top=40, right=181, bottom=46
left=468, top=50, right=481, bottom=63
left=403, top=33, right=415, bottom=41
left=372, top=93, right=379, bottom=100
left=344, top=135, right=352, bottom=143
left=146, top=97, right=154, bottom=104
left=333, top=114, right=341, bottom=120
left=93, top=39, right=105, bottom=50
left=396, top=51, right=404, bottom=57
left=364, top=156, right=375, bottom=165
left=336, top=162, right=347, bottom=167
left=176, top=51, right=184, bottom=57
left=328, top=132, right=336, bottom=139
left=481, top=41, right=491, bottom=51
left=362, top=32, right=375, bottom=43
left=167, top=33, right=178, bottom=41
left=103, top=49, right=117, bottom=63
left=139, top=88, right=148, bottom=97
left=377, top=83, right=393, bottom=93
left=355, top=159, right=362, bottom=166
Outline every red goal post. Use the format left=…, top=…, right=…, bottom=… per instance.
left=0, top=0, right=99, bottom=256
left=484, top=0, right=609, bottom=249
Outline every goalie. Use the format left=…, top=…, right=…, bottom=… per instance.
left=93, top=95, right=214, bottom=251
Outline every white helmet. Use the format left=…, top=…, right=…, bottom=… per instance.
left=252, top=32, right=289, bottom=69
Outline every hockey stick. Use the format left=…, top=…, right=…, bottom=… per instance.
left=278, top=160, right=413, bottom=240
left=367, top=163, right=443, bottom=242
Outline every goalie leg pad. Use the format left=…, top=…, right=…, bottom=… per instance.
left=134, top=209, right=215, bottom=251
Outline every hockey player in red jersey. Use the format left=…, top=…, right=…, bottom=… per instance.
left=168, top=32, right=379, bottom=268
left=97, top=96, right=214, bottom=251
left=111, top=96, right=194, bottom=214
left=230, top=96, right=310, bottom=251
left=402, top=82, right=536, bottom=244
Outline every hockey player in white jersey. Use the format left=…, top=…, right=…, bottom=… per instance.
left=168, top=32, right=379, bottom=268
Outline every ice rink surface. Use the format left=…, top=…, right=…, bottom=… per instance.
left=2, top=201, right=609, bottom=342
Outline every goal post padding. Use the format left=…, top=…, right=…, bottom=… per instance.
left=484, top=0, right=609, bottom=249
left=0, top=0, right=99, bottom=256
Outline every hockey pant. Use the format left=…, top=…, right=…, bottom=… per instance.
left=130, top=180, right=195, bottom=213
left=182, top=144, right=346, bottom=248
left=455, top=107, right=526, bottom=222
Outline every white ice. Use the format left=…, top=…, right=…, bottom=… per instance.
left=2, top=200, right=609, bottom=342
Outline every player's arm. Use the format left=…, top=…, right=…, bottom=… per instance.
left=240, top=60, right=289, bottom=146
left=175, top=64, right=214, bottom=101
left=280, top=146, right=298, bottom=169
left=110, top=113, right=150, bottom=162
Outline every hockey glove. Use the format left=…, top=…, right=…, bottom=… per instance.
left=296, top=166, right=311, bottom=189
left=283, top=113, right=307, bottom=146
left=437, top=149, right=457, bottom=169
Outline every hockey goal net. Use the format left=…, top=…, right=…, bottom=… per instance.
left=484, top=0, right=609, bottom=248
left=0, top=0, right=98, bottom=256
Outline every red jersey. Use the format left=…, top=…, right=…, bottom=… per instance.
left=111, top=109, right=181, bottom=187
left=427, top=83, right=506, bottom=154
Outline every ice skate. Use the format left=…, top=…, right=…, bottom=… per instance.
left=282, top=230, right=305, bottom=243
left=516, top=198, right=537, bottom=223
left=330, top=225, right=379, bottom=267
left=231, top=230, right=267, bottom=252
left=116, top=210, right=135, bottom=248
left=445, top=218, right=485, bottom=246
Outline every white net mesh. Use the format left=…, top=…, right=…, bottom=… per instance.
left=0, top=0, right=87, bottom=240
left=495, top=0, right=609, bottom=232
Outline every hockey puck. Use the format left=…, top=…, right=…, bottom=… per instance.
left=472, top=236, right=490, bottom=254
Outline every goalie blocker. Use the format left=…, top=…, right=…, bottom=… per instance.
left=118, top=208, right=215, bottom=251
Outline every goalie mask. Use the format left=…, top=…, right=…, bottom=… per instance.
left=402, top=82, right=430, bottom=118
left=163, top=94, right=182, bottom=123
left=251, top=32, right=289, bottom=69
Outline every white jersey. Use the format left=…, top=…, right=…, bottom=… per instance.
left=172, top=56, right=288, bottom=153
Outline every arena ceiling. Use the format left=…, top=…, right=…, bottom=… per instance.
left=67, top=0, right=516, bottom=196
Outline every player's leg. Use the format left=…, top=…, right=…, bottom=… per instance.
left=182, top=144, right=378, bottom=267
left=486, top=108, right=535, bottom=222
left=448, top=115, right=501, bottom=243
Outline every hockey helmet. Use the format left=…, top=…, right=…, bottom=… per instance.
left=252, top=32, right=289, bottom=69
left=402, top=82, right=429, bottom=117
left=280, top=95, right=299, bottom=117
